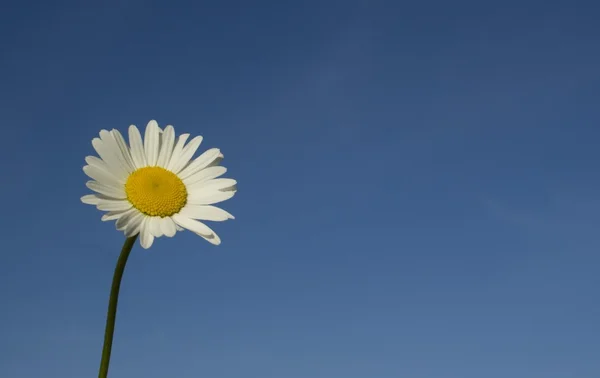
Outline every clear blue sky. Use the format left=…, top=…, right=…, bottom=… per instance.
left=1, top=0, right=599, bottom=377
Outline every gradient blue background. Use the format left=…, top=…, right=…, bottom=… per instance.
left=1, top=0, right=599, bottom=377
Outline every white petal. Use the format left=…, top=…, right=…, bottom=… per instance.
left=97, top=199, right=132, bottom=212
left=128, top=125, right=147, bottom=169
left=144, top=120, right=160, bottom=166
left=81, top=194, right=100, bottom=205
left=206, top=152, right=224, bottom=168
left=116, top=210, right=131, bottom=230
left=92, top=138, right=128, bottom=180
left=101, top=208, right=133, bottom=221
left=187, top=190, right=236, bottom=205
left=86, top=181, right=126, bottom=199
left=83, top=165, right=124, bottom=187
left=172, top=214, right=221, bottom=245
left=175, top=225, right=184, bottom=232
left=179, top=205, right=234, bottom=221
left=178, top=148, right=221, bottom=179
left=171, top=136, right=203, bottom=174
left=183, top=166, right=227, bottom=186
left=125, top=213, right=145, bottom=236
left=166, top=133, right=190, bottom=171
left=111, top=129, right=136, bottom=172
left=172, top=213, right=211, bottom=234
left=156, top=125, right=175, bottom=168
left=85, top=156, right=123, bottom=183
left=200, top=230, right=221, bottom=245
left=99, top=130, right=134, bottom=174
left=160, top=217, right=177, bottom=237
left=148, top=216, right=164, bottom=237
left=191, top=178, right=237, bottom=193
left=116, top=209, right=141, bottom=232
left=139, top=218, right=155, bottom=249
left=85, top=155, right=108, bottom=170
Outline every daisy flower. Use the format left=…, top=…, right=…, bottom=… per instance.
left=81, top=120, right=237, bottom=249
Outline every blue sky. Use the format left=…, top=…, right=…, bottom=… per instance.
left=1, top=0, right=599, bottom=377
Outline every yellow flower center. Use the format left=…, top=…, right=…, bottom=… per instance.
left=125, top=167, right=187, bottom=217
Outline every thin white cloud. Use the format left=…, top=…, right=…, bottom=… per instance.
left=481, top=195, right=600, bottom=239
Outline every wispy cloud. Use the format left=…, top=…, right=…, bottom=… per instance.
left=481, top=194, right=600, bottom=238
left=261, top=20, right=377, bottom=145
left=481, top=198, right=554, bottom=231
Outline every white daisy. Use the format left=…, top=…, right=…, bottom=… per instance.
left=81, top=120, right=237, bottom=249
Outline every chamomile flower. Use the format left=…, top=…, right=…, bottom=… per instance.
left=81, top=120, right=236, bottom=249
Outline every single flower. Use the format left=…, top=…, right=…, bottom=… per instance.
left=82, top=120, right=238, bottom=378
left=81, top=120, right=237, bottom=249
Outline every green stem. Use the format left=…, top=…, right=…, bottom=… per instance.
left=98, top=235, right=138, bottom=378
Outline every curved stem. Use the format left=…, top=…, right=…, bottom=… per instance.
left=98, top=235, right=138, bottom=378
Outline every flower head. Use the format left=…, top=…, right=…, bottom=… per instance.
left=81, top=120, right=237, bottom=249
